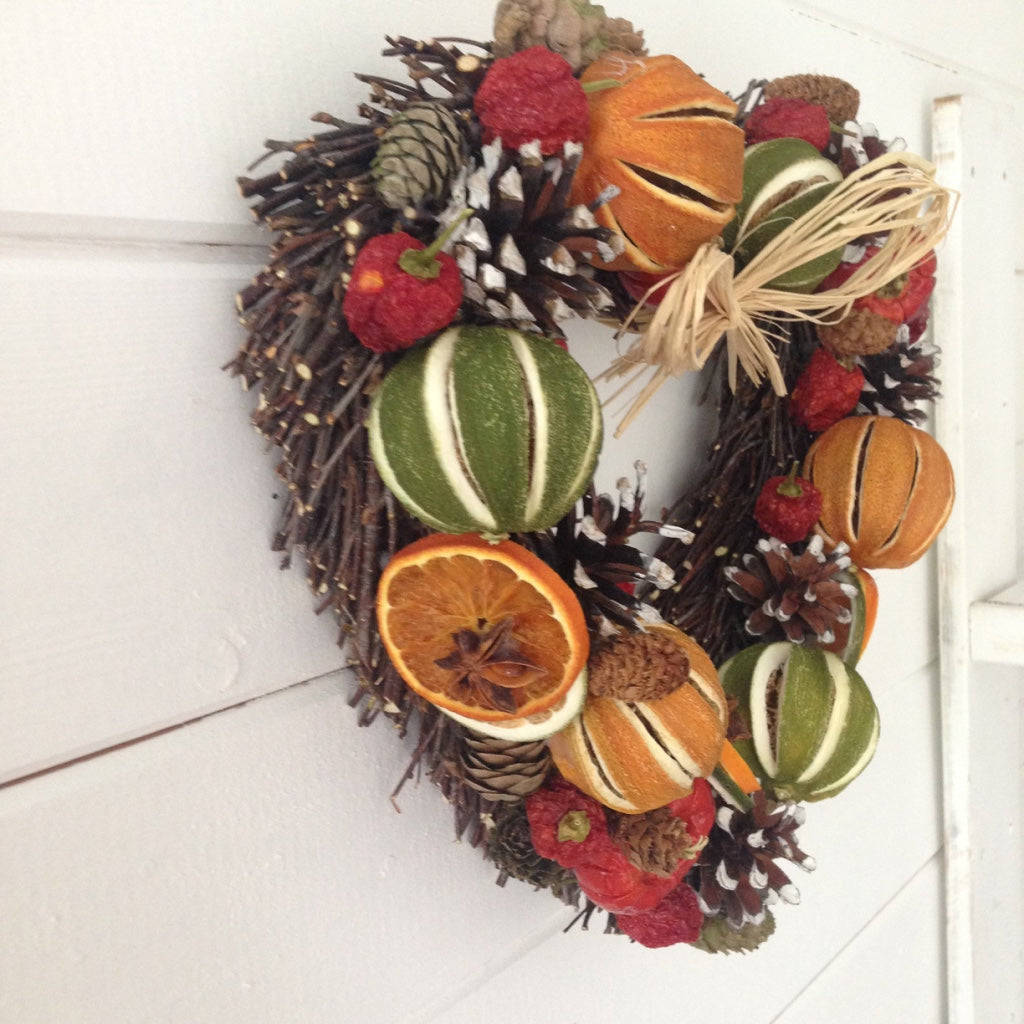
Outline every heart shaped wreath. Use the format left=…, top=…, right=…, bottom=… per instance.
left=226, top=2, right=956, bottom=952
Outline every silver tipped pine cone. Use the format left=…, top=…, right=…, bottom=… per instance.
left=724, top=534, right=856, bottom=645
left=439, top=139, right=623, bottom=336
left=695, top=792, right=816, bottom=930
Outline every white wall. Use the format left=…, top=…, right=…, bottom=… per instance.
left=2, top=2, right=1021, bottom=1022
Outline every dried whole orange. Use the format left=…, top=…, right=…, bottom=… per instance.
left=376, top=533, right=589, bottom=724
left=569, top=53, right=744, bottom=274
left=547, top=624, right=727, bottom=813
left=803, top=416, right=955, bottom=569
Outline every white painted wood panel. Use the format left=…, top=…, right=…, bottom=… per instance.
left=0, top=242, right=342, bottom=784
left=4, top=0, right=1017, bottom=231
left=0, top=662, right=943, bottom=1024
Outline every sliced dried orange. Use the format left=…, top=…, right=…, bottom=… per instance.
left=376, top=533, right=589, bottom=723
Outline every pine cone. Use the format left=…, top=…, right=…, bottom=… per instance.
left=462, top=734, right=552, bottom=803
left=608, top=806, right=695, bottom=877
left=487, top=802, right=579, bottom=899
left=493, top=0, right=646, bottom=71
left=765, top=73, right=860, bottom=125
left=440, top=139, right=623, bottom=336
left=570, top=463, right=689, bottom=633
left=818, top=306, right=899, bottom=359
left=857, top=333, right=941, bottom=425
left=695, top=792, right=815, bottom=929
left=588, top=631, right=689, bottom=701
left=724, top=535, right=856, bottom=646
left=371, top=102, right=466, bottom=210
left=692, top=910, right=777, bottom=955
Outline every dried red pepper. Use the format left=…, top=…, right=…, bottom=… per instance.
left=819, top=247, right=937, bottom=325
left=753, top=464, right=823, bottom=544
left=342, top=214, right=468, bottom=353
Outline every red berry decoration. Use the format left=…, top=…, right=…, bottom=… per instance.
left=525, top=776, right=616, bottom=869
left=474, top=46, right=589, bottom=154
left=342, top=214, right=468, bottom=353
left=744, top=96, right=832, bottom=151
left=616, top=882, right=704, bottom=948
left=754, top=464, right=824, bottom=544
left=789, top=347, right=866, bottom=433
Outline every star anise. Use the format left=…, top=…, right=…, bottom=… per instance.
left=434, top=617, right=546, bottom=714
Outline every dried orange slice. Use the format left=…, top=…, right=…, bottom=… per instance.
left=376, top=533, right=589, bottom=724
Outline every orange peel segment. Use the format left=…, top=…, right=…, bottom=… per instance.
left=376, top=533, right=589, bottom=723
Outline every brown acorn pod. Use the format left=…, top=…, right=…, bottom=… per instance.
left=802, top=415, right=955, bottom=569
left=547, top=624, right=727, bottom=814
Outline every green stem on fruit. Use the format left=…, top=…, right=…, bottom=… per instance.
left=776, top=463, right=804, bottom=498
left=581, top=78, right=623, bottom=93
left=557, top=809, right=592, bottom=844
left=398, top=207, right=473, bottom=279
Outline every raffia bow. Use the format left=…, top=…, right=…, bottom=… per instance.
left=600, top=151, right=957, bottom=436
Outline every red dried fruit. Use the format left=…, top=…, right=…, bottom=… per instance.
left=665, top=777, right=716, bottom=855
left=754, top=465, right=824, bottom=544
left=745, top=96, right=831, bottom=151
left=789, top=347, right=866, bottom=433
left=525, top=776, right=616, bottom=869
left=818, top=247, right=937, bottom=325
left=616, top=881, right=704, bottom=948
left=474, top=46, right=589, bottom=154
left=342, top=227, right=463, bottom=352
left=574, top=848, right=687, bottom=915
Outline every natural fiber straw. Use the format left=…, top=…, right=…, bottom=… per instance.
left=600, top=151, right=957, bottom=437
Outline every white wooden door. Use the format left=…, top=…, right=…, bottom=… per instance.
left=2, top=2, right=1021, bottom=1022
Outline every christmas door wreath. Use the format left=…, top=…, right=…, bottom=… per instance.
left=227, top=1, right=956, bottom=952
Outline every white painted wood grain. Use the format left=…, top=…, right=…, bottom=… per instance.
left=774, top=854, right=945, bottom=1023
left=0, top=662, right=943, bottom=1024
left=4, top=0, right=1016, bottom=232
left=0, top=244, right=342, bottom=784
left=933, top=91, right=1024, bottom=1024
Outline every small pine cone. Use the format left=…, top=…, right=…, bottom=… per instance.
left=724, top=534, right=856, bottom=646
left=597, top=17, right=647, bottom=62
left=371, top=102, right=466, bottom=210
left=588, top=631, right=689, bottom=701
left=441, top=140, right=623, bottom=336
left=493, top=0, right=645, bottom=71
left=462, top=734, right=552, bottom=803
left=487, top=802, right=579, bottom=899
left=608, top=806, right=694, bottom=877
left=818, top=306, right=899, bottom=359
left=695, top=792, right=815, bottom=929
left=765, top=74, right=860, bottom=125
left=857, top=333, right=942, bottom=425
left=692, top=910, right=777, bottom=955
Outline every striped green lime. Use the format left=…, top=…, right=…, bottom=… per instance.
left=368, top=325, right=602, bottom=537
left=719, top=641, right=880, bottom=802
left=723, top=137, right=844, bottom=292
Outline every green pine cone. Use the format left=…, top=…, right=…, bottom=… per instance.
left=371, top=102, right=465, bottom=210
